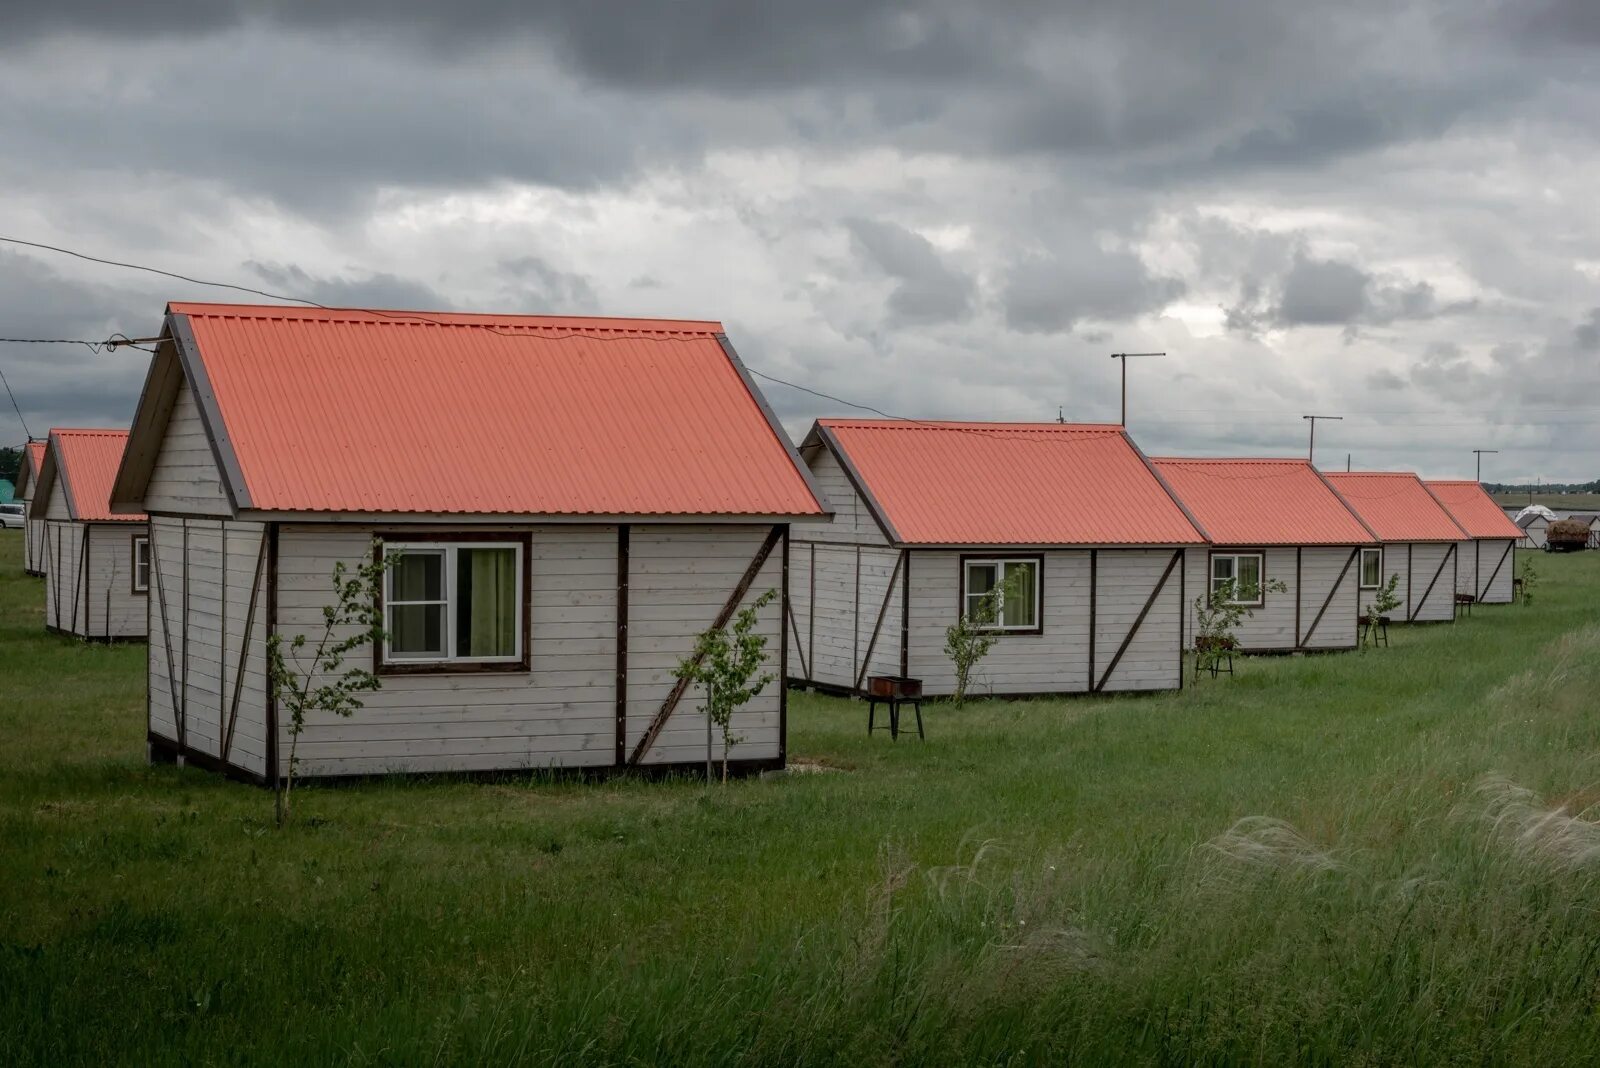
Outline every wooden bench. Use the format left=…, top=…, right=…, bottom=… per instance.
left=1455, top=593, right=1475, bottom=617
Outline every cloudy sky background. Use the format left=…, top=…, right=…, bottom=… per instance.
left=2, top=1, right=1598, bottom=483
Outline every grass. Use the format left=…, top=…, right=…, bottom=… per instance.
left=2, top=530, right=1600, bottom=1064
left=1491, top=492, right=1600, bottom=511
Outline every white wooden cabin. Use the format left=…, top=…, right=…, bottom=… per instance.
left=14, top=440, right=47, bottom=575
left=1324, top=471, right=1468, bottom=623
left=1424, top=481, right=1520, bottom=604
left=28, top=429, right=149, bottom=640
left=1515, top=512, right=1549, bottom=550
left=1151, top=459, right=1378, bottom=653
left=788, top=421, right=1208, bottom=698
left=110, top=303, right=827, bottom=783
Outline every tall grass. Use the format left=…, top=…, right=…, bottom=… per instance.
left=3, top=531, right=1600, bottom=1064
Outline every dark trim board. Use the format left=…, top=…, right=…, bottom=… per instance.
left=148, top=730, right=269, bottom=787
left=790, top=680, right=1179, bottom=701
left=44, top=624, right=145, bottom=645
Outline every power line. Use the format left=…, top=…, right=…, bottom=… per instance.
left=0, top=365, right=31, bottom=439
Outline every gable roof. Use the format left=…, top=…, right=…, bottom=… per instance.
left=33, top=429, right=145, bottom=522
left=13, top=440, right=46, bottom=500
left=1150, top=458, right=1376, bottom=546
left=1423, top=480, right=1524, bottom=539
left=115, top=303, right=825, bottom=519
left=807, top=420, right=1207, bottom=546
left=1564, top=513, right=1599, bottom=525
left=1323, top=471, right=1468, bottom=542
left=1515, top=512, right=1548, bottom=530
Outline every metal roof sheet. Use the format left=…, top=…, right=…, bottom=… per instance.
left=1151, top=457, right=1376, bottom=546
left=1323, top=471, right=1467, bottom=542
left=50, top=429, right=145, bottom=522
left=1424, top=480, right=1524, bottom=539
left=814, top=420, right=1207, bottom=546
left=167, top=303, right=824, bottom=518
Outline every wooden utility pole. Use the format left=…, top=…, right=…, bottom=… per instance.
left=1302, top=414, right=1343, bottom=465
left=1473, top=449, right=1498, bottom=483
left=1109, top=352, right=1164, bottom=426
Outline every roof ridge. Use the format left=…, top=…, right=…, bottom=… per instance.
left=171, top=302, right=724, bottom=335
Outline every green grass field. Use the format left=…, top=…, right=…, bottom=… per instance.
left=1492, top=492, right=1600, bottom=511
left=3, top=531, right=1600, bottom=1065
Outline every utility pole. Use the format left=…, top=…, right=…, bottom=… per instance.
left=1302, top=414, right=1343, bottom=466
left=1346, top=453, right=1351, bottom=472
left=1056, top=405, right=1065, bottom=424
left=1472, top=448, right=1498, bottom=483
left=1108, top=352, right=1164, bottom=426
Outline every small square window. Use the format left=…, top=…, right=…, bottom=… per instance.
left=1211, top=553, right=1265, bottom=605
left=961, top=558, right=1041, bottom=632
left=382, top=540, right=524, bottom=670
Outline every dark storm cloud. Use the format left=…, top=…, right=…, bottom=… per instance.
left=497, top=257, right=599, bottom=314
left=844, top=218, right=975, bottom=326
left=244, top=263, right=456, bottom=311
left=1002, top=246, right=1184, bottom=334
left=1224, top=251, right=1481, bottom=335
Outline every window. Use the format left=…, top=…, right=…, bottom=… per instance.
left=1211, top=552, right=1265, bottom=605
left=1359, top=547, right=1383, bottom=589
left=382, top=540, right=524, bottom=670
left=961, top=557, right=1041, bottom=632
left=132, top=535, right=150, bottom=593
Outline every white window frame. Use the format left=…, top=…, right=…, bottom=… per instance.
left=380, top=540, right=524, bottom=667
left=1211, top=552, right=1266, bottom=606
left=960, top=557, right=1043, bottom=633
left=132, top=535, right=151, bottom=593
left=1359, top=547, right=1383, bottom=590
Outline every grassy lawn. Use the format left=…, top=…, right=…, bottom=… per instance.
left=3, top=529, right=1600, bottom=1064
left=1492, top=492, right=1600, bottom=511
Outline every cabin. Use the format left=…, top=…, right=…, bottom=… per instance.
left=787, top=420, right=1208, bottom=698
left=28, top=429, right=149, bottom=640
left=1514, top=511, right=1549, bottom=550
left=1151, top=458, right=1377, bottom=653
left=1423, top=481, right=1521, bottom=604
left=14, top=440, right=47, bottom=575
left=1564, top=514, right=1600, bottom=548
left=1324, top=471, right=1468, bottom=623
left=110, top=302, right=827, bottom=783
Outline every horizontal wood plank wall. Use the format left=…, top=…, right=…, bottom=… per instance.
left=796, top=543, right=900, bottom=691
left=1406, top=543, right=1455, bottom=621
left=785, top=541, right=814, bottom=682
left=44, top=523, right=85, bottom=635
left=1298, top=546, right=1360, bottom=649
left=277, top=524, right=620, bottom=777
left=906, top=549, right=1092, bottom=697
left=142, top=377, right=233, bottom=515
left=25, top=516, right=45, bottom=574
left=1454, top=539, right=1476, bottom=597
left=1095, top=549, right=1183, bottom=692
left=627, top=524, right=783, bottom=766
left=147, top=516, right=187, bottom=748
left=177, top=520, right=226, bottom=760
left=800, top=447, right=889, bottom=547
left=1358, top=543, right=1407, bottom=619
left=85, top=523, right=149, bottom=639
left=1478, top=540, right=1516, bottom=603
left=1183, top=546, right=1298, bottom=651
left=219, top=523, right=269, bottom=776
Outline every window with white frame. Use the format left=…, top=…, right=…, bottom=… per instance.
left=1211, top=552, right=1265, bottom=605
left=961, top=557, right=1041, bottom=632
left=1359, top=547, right=1383, bottom=589
left=132, top=535, right=151, bottom=593
left=382, top=540, right=524, bottom=668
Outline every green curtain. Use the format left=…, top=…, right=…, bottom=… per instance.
left=465, top=548, right=516, bottom=657
left=1002, top=562, right=1036, bottom=627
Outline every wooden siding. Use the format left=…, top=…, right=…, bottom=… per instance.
left=625, top=525, right=783, bottom=767
left=1474, top=539, right=1516, bottom=603
left=269, top=523, right=782, bottom=778
left=788, top=542, right=902, bottom=691
left=147, top=517, right=269, bottom=777
left=142, top=377, right=232, bottom=516
left=900, top=549, right=1181, bottom=697
left=24, top=514, right=45, bottom=574
left=85, top=524, right=147, bottom=638
left=42, top=520, right=84, bottom=633
left=801, top=446, right=889, bottom=546
left=1182, top=546, right=1360, bottom=652
left=1394, top=542, right=1456, bottom=623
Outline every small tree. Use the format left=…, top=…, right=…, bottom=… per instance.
left=1193, top=577, right=1288, bottom=677
left=1518, top=554, right=1538, bottom=606
left=943, top=569, right=1027, bottom=708
left=674, top=588, right=778, bottom=784
left=267, top=541, right=390, bottom=825
left=1359, top=573, right=1402, bottom=651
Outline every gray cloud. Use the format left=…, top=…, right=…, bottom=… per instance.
left=1003, top=246, right=1184, bottom=334
left=844, top=218, right=975, bottom=326
left=244, top=263, right=456, bottom=311
left=497, top=257, right=599, bottom=314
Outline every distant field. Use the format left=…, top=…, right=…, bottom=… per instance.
left=4, top=530, right=1600, bottom=1064
left=1492, top=492, right=1600, bottom=510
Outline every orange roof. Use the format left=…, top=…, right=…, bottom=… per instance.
left=1424, top=480, right=1523, bottom=539
left=162, top=303, right=824, bottom=518
left=1151, top=458, right=1375, bottom=546
left=811, top=420, right=1206, bottom=546
left=46, top=429, right=145, bottom=522
left=1324, top=472, right=1466, bottom=542
left=15, top=440, right=46, bottom=498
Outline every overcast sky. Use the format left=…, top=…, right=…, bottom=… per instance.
left=2, top=1, right=1597, bottom=483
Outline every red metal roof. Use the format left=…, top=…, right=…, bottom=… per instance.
left=1424, top=480, right=1523, bottom=539
left=17, top=440, right=46, bottom=497
left=1150, top=458, right=1375, bottom=546
left=50, top=429, right=145, bottom=522
left=1324, top=472, right=1467, bottom=542
left=814, top=420, right=1206, bottom=546
left=168, top=303, right=824, bottom=517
